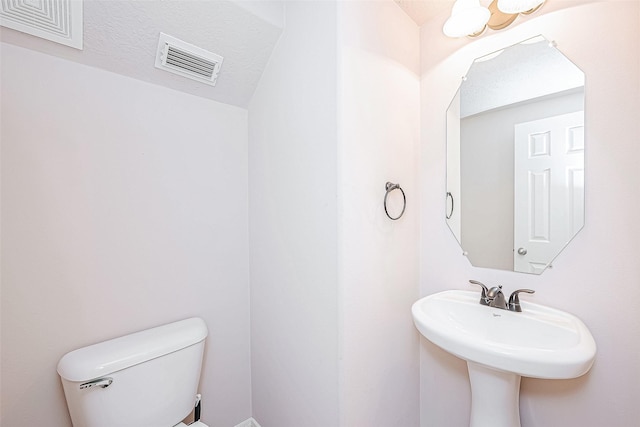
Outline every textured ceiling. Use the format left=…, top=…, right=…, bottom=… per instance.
left=0, top=1, right=453, bottom=107
left=460, top=38, right=585, bottom=117
left=0, top=0, right=284, bottom=108
left=393, top=0, right=454, bottom=26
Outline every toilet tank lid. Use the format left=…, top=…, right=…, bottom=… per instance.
left=57, top=317, right=208, bottom=382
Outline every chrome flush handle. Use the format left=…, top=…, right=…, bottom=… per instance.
left=79, top=377, right=113, bottom=390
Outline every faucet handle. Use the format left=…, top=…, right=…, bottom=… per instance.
left=508, top=289, right=535, bottom=312
left=469, top=280, right=489, bottom=305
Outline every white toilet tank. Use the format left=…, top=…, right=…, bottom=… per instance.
left=57, top=317, right=208, bottom=427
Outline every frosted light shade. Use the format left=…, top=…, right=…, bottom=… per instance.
left=443, top=0, right=491, bottom=38
left=497, top=0, right=545, bottom=14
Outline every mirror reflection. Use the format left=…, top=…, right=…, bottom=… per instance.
left=446, top=36, right=585, bottom=274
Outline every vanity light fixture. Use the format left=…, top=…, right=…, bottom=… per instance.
left=443, top=0, right=546, bottom=38
left=497, top=0, right=545, bottom=14
left=443, top=0, right=491, bottom=38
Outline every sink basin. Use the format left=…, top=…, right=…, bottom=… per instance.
left=412, top=290, right=596, bottom=379
left=412, top=289, right=596, bottom=427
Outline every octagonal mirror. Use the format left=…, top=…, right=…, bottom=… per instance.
left=446, top=36, right=585, bottom=274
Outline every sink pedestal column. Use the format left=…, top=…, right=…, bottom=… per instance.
left=467, top=362, right=521, bottom=427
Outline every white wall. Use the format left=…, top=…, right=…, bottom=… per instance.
left=0, top=43, right=252, bottom=427
left=248, top=1, right=420, bottom=425
left=247, top=2, right=341, bottom=426
left=420, top=2, right=640, bottom=426
left=337, top=1, right=420, bottom=426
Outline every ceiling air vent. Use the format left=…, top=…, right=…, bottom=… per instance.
left=155, top=33, right=223, bottom=86
left=0, top=0, right=83, bottom=49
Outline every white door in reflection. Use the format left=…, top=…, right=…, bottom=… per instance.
left=514, top=111, right=585, bottom=273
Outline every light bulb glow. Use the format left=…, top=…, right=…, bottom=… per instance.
left=443, top=0, right=491, bottom=38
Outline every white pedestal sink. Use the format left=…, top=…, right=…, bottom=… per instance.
left=412, top=290, right=596, bottom=427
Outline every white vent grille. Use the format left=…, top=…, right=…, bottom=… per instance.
left=0, top=0, right=83, bottom=49
left=155, top=33, right=223, bottom=86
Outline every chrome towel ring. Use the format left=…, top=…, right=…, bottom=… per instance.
left=384, top=182, right=406, bottom=220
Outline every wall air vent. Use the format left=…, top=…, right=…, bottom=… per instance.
left=0, top=0, right=83, bottom=49
left=155, top=33, right=224, bottom=86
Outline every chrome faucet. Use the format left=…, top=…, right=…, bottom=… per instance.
left=486, top=285, right=507, bottom=309
left=469, top=280, right=534, bottom=312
